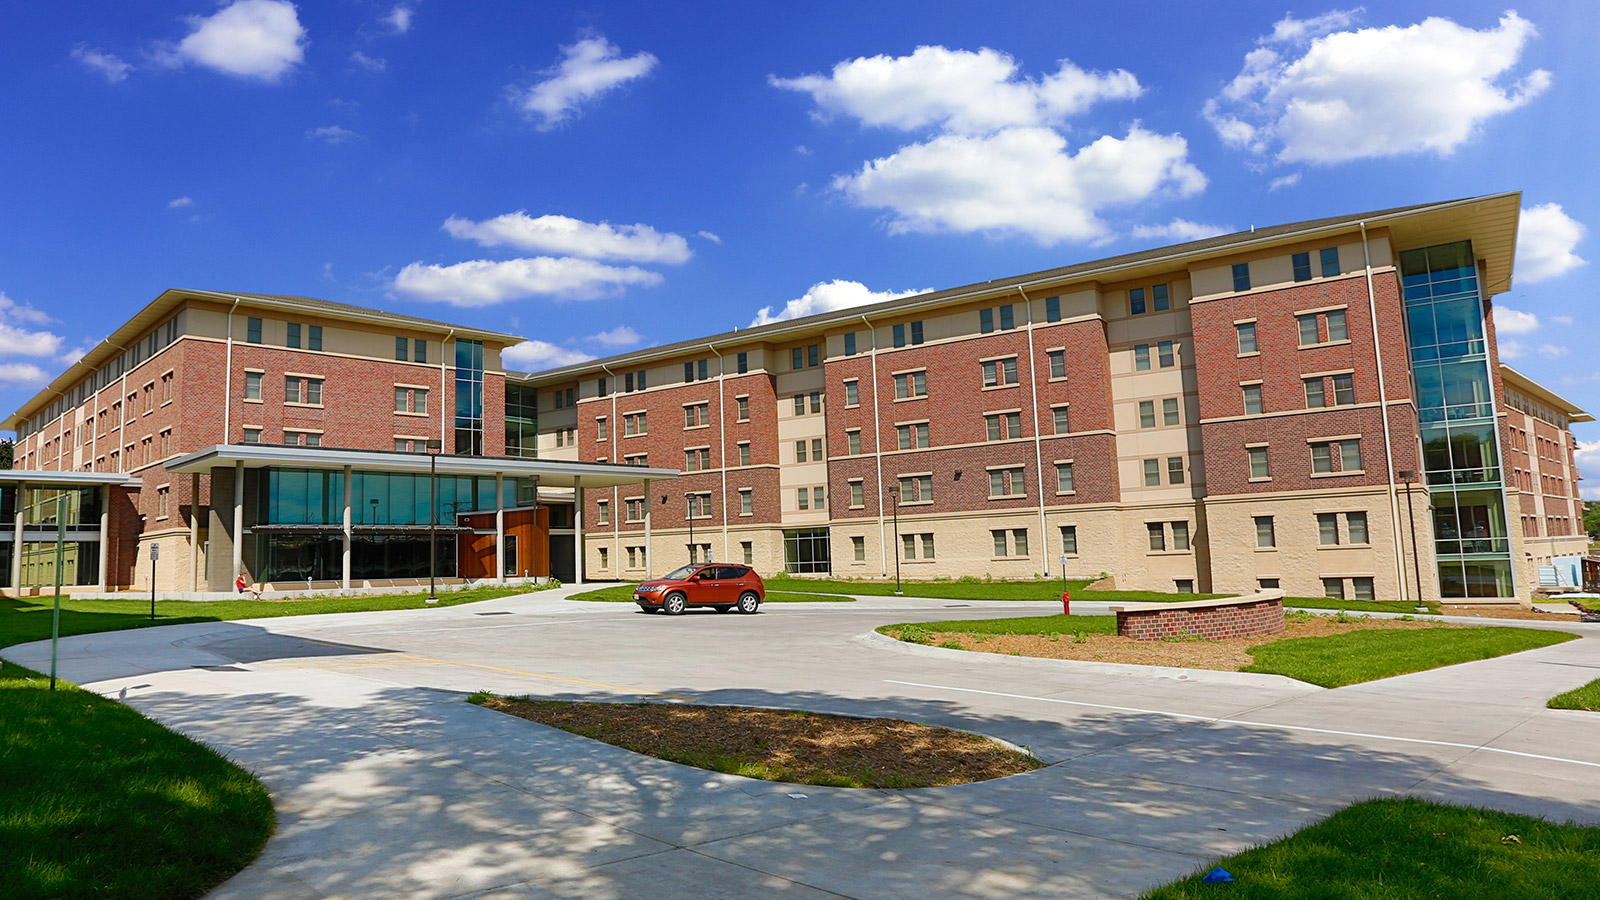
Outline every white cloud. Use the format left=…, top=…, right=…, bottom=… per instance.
left=835, top=125, right=1204, bottom=244
left=1517, top=203, right=1587, bottom=283
left=391, top=257, right=662, bottom=306
left=0, top=292, right=54, bottom=327
left=515, top=35, right=656, bottom=129
left=1268, top=173, right=1301, bottom=191
left=696, top=230, right=721, bottom=244
left=1129, top=219, right=1231, bottom=243
left=587, top=325, right=642, bottom=348
left=442, top=212, right=691, bottom=264
left=1552, top=315, right=1574, bottom=326
left=1493, top=305, right=1539, bottom=334
left=1207, top=11, right=1550, bottom=163
left=167, top=196, right=194, bottom=208
left=502, top=340, right=594, bottom=370
left=306, top=125, right=362, bottom=144
left=0, top=321, right=63, bottom=357
left=162, top=0, right=307, bottom=82
left=1497, top=339, right=1527, bottom=360
left=71, top=44, right=131, bottom=83
left=384, top=4, right=414, bottom=34
left=350, top=50, right=386, bottom=73
left=1538, top=344, right=1570, bottom=358
left=1574, top=440, right=1600, bottom=473
left=751, top=279, right=928, bottom=327
left=771, top=45, right=1140, bottom=134
left=0, top=363, right=50, bottom=385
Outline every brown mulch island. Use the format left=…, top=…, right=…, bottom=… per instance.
left=472, top=697, right=1041, bottom=788
left=896, top=616, right=1468, bottom=672
left=1440, top=605, right=1584, bottom=622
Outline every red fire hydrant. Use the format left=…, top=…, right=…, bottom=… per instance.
left=1061, top=587, right=1071, bottom=617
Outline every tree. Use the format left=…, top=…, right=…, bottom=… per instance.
left=1585, top=500, right=1600, bottom=541
left=0, top=439, right=11, bottom=470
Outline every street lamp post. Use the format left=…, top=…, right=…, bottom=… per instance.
left=425, top=439, right=442, bottom=603
left=890, top=481, right=902, bottom=595
left=686, top=492, right=694, bottom=564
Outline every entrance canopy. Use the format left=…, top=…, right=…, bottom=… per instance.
left=165, top=444, right=679, bottom=487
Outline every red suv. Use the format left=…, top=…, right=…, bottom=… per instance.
left=633, top=564, right=765, bottom=615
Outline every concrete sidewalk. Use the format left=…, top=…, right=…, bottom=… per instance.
left=7, top=587, right=1600, bottom=899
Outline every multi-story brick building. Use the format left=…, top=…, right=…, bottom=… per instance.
left=1, top=290, right=673, bottom=594
left=518, top=192, right=1587, bottom=605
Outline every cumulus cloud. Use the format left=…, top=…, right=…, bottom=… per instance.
left=1206, top=10, right=1550, bottom=163
left=1268, top=173, right=1301, bottom=191
left=1539, top=344, right=1570, bottom=358
left=1129, top=219, right=1231, bottom=243
left=1493, top=305, right=1539, bottom=334
left=1575, top=439, right=1600, bottom=472
left=159, top=0, right=308, bottom=81
left=751, top=279, right=928, bottom=327
left=771, top=45, right=1140, bottom=134
left=306, top=125, right=362, bottom=144
left=835, top=125, right=1204, bottom=245
left=71, top=44, right=131, bottom=83
left=0, top=322, right=63, bottom=357
left=0, top=363, right=51, bottom=385
left=515, top=35, right=656, bottom=129
left=502, top=340, right=595, bottom=370
left=587, top=325, right=642, bottom=348
left=1517, top=203, right=1587, bottom=283
left=350, top=50, right=386, bottom=73
left=1498, top=339, right=1527, bottom=360
left=385, top=4, right=414, bottom=33
left=0, top=292, right=55, bottom=327
left=391, top=257, right=662, bottom=306
left=442, top=212, right=691, bottom=264
left=167, top=196, right=194, bottom=208
left=696, top=230, right=721, bottom=244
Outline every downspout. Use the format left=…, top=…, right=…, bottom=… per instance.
left=1359, top=223, right=1409, bottom=606
left=709, top=343, right=730, bottom=563
left=862, top=314, right=887, bottom=576
left=223, top=298, right=240, bottom=444
left=1016, top=285, right=1050, bottom=576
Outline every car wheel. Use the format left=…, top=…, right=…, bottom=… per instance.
left=736, top=591, right=761, bottom=614
left=663, top=592, right=688, bottom=615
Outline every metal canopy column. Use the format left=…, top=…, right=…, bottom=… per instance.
left=11, top=481, right=24, bottom=592
left=231, top=460, right=244, bottom=585
left=572, top=484, right=584, bottom=586
left=186, top=476, right=197, bottom=592
left=341, top=465, right=352, bottom=591
left=494, top=472, right=505, bottom=584
left=642, top=478, right=652, bottom=580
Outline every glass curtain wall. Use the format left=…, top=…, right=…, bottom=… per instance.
left=783, top=528, right=831, bottom=574
left=505, top=383, right=538, bottom=458
left=455, top=338, right=485, bottom=455
left=1399, top=241, right=1515, bottom=599
left=11, top=486, right=103, bottom=587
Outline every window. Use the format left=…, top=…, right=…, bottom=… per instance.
left=244, top=371, right=262, bottom=401
left=287, top=322, right=301, bottom=348
left=1298, top=315, right=1319, bottom=346
left=1048, top=350, right=1066, bottom=379
left=684, top=448, right=711, bottom=471
left=624, top=412, right=647, bottom=436
left=1340, top=440, right=1362, bottom=471
left=1259, top=578, right=1280, bottom=590
left=793, top=439, right=808, bottom=462
left=981, top=358, right=1018, bottom=387
left=797, top=487, right=808, bottom=510
left=737, top=352, right=749, bottom=373
left=893, top=371, right=926, bottom=399
left=740, top=489, right=752, bottom=516
left=687, top=493, right=712, bottom=518
left=738, top=442, right=751, bottom=466
left=286, top=376, right=323, bottom=405
left=1320, top=247, right=1341, bottom=278
left=308, top=325, right=323, bottom=351
left=158, top=486, right=170, bottom=519
left=980, top=308, right=993, bottom=332
left=597, top=500, right=610, bottom=525
left=685, top=402, right=709, bottom=428
left=743, top=541, right=755, bottom=565
left=596, top=417, right=608, bottom=440
left=1347, top=512, right=1369, bottom=544
left=901, top=533, right=935, bottom=560
left=897, top=422, right=930, bottom=449
left=992, top=528, right=1028, bottom=557
left=790, top=348, right=802, bottom=370
left=413, top=338, right=425, bottom=363
left=1157, top=340, right=1175, bottom=368
left=395, top=336, right=409, bottom=361
left=1292, top=251, right=1312, bottom=282
left=810, top=392, right=822, bottom=414
left=1153, top=284, right=1169, bottom=311
left=847, top=430, right=862, bottom=455
left=1147, top=522, right=1165, bottom=551
left=1305, top=377, right=1327, bottom=408
left=844, top=333, right=857, bottom=356
left=598, top=377, right=609, bottom=397
left=1134, top=343, right=1151, bottom=371
left=1242, top=383, right=1263, bottom=415
left=1231, top=262, right=1251, bottom=292
left=1139, top=400, right=1156, bottom=429
left=1167, top=456, right=1185, bottom=484
left=852, top=535, right=865, bottom=561
left=1317, top=512, right=1340, bottom=545
left=736, top=396, right=749, bottom=420
left=1162, top=397, right=1180, bottom=426
left=1052, top=406, right=1070, bottom=434
left=1352, top=576, right=1374, bottom=601
left=242, top=427, right=262, bottom=444
left=1129, top=287, right=1146, bottom=316
left=980, top=305, right=1015, bottom=332
left=1322, top=578, right=1345, bottom=600
left=599, top=547, right=609, bottom=569
left=1055, top=461, right=1074, bottom=493
left=1175, top=579, right=1195, bottom=594
left=898, top=474, right=933, bottom=503
left=1255, top=516, right=1275, bottom=548
left=984, top=412, right=1022, bottom=441
left=1143, top=458, right=1160, bottom=487
left=1045, top=296, right=1060, bottom=322
left=1060, top=525, right=1078, bottom=555
left=988, top=466, right=1025, bottom=498
left=394, top=387, right=427, bottom=414
left=1326, top=309, right=1348, bottom=342
left=1172, top=521, right=1190, bottom=551
left=844, top=380, right=859, bottom=406
left=808, top=344, right=819, bottom=368
left=893, top=321, right=923, bottom=347
left=625, top=499, right=644, bottom=522
left=1249, top=446, right=1270, bottom=480
left=1237, top=322, right=1257, bottom=354
left=813, top=486, right=825, bottom=510
left=1332, top=373, right=1355, bottom=405
left=247, top=317, right=262, bottom=343
left=849, top=480, right=864, bottom=507
left=1312, top=442, right=1333, bottom=473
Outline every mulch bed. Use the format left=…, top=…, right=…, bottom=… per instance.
left=473, top=697, right=1040, bottom=788
left=1441, top=605, right=1584, bottom=622
left=895, top=616, right=1464, bottom=672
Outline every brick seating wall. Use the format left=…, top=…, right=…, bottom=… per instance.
left=1116, top=597, right=1285, bottom=641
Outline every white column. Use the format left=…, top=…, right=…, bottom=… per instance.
left=572, top=484, right=584, bottom=586
left=494, top=472, right=505, bottom=584
left=642, top=479, right=653, bottom=579
left=186, top=476, right=197, bottom=592
left=231, top=460, right=244, bottom=584
left=341, top=465, right=352, bottom=591
left=12, top=482, right=25, bottom=593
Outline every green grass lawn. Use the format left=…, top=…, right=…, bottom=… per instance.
left=0, top=661, right=274, bottom=900
left=1548, top=677, right=1600, bottom=711
left=569, top=584, right=854, bottom=603
left=1242, top=626, right=1576, bottom=688
left=1141, top=797, right=1600, bottom=899
left=878, top=613, right=1117, bottom=639
left=1282, top=596, right=1443, bottom=613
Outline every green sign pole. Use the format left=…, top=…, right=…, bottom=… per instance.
left=48, top=493, right=64, bottom=691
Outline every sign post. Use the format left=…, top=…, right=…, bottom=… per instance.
left=149, top=542, right=160, bottom=622
left=1059, top=553, right=1070, bottom=616
left=48, top=493, right=65, bottom=691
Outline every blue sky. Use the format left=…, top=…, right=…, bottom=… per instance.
left=2, top=1, right=1596, bottom=485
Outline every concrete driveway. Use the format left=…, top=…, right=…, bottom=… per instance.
left=7, top=588, right=1600, bottom=899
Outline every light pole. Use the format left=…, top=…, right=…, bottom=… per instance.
left=890, top=480, right=902, bottom=595
left=686, top=492, right=694, bottom=564
left=425, top=439, right=442, bottom=603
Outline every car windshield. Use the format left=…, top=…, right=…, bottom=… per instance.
left=662, top=565, right=702, bottom=580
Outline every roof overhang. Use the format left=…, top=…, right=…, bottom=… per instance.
left=1500, top=365, right=1595, bottom=423
left=164, top=444, right=679, bottom=488
left=0, top=470, right=142, bottom=487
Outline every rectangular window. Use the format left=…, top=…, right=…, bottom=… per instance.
left=1305, top=377, right=1327, bottom=408
left=287, top=322, right=302, bottom=348
left=737, top=352, right=749, bottom=373
left=999, top=305, right=1014, bottom=330
left=1237, top=322, right=1257, bottom=354
left=844, top=333, right=857, bottom=356
left=902, top=533, right=935, bottom=560
left=847, top=430, right=861, bottom=455
left=245, top=371, right=262, bottom=401
left=894, top=371, right=927, bottom=398
left=850, top=480, right=864, bottom=507
left=1152, top=283, right=1169, bottom=312
left=1167, top=456, right=1185, bottom=484
left=625, top=499, right=644, bottom=522
left=1323, top=578, right=1345, bottom=600
left=1242, top=383, right=1263, bottom=415
left=394, top=387, right=407, bottom=411
left=810, top=391, right=822, bottom=414
left=791, top=348, right=803, bottom=370
left=1147, top=522, right=1165, bottom=551
left=1318, top=512, right=1340, bottom=545
left=893, top=323, right=906, bottom=347
left=898, top=475, right=933, bottom=503
left=1045, top=296, right=1060, bottom=322
left=897, top=422, right=930, bottom=449
left=1162, top=397, right=1180, bottom=426
left=793, top=394, right=805, bottom=415
left=1052, top=406, right=1070, bottom=434
left=812, top=486, right=825, bottom=510
left=414, top=339, right=426, bottom=364
left=1158, top=340, right=1175, bottom=368
left=981, top=358, right=1018, bottom=387
left=597, top=500, right=610, bottom=525
left=1139, top=400, right=1156, bottom=429
left=807, top=344, right=819, bottom=368
left=1232, top=262, right=1251, bottom=292
left=1129, top=287, right=1146, bottom=316
left=812, top=437, right=823, bottom=460
left=1134, top=343, right=1151, bottom=371
left=624, top=372, right=634, bottom=393
left=1060, top=525, right=1078, bottom=555
left=1292, top=251, right=1312, bottom=282
left=911, top=321, right=923, bottom=344
left=1311, top=442, right=1333, bottom=473
left=844, top=380, right=859, bottom=406
left=738, top=442, right=751, bottom=466
left=247, top=317, right=262, bottom=343
left=1048, top=350, right=1066, bottom=379
left=1255, top=516, right=1275, bottom=548
left=984, top=412, right=1021, bottom=441
left=1347, top=511, right=1369, bottom=544
left=1339, top=440, right=1361, bottom=471
left=851, top=535, right=865, bottom=562
left=1172, top=521, right=1190, bottom=551
left=599, top=547, right=609, bottom=569
left=1143, top=458, right=1160, bottom=487
left=992, top=530, right=1007, bottom=557
left=980, top=308, right=994, bottom=333
left=685, top=403, right=709, bottom=428
left=988, top=466, right=1025, bottom=498
left=309, top=325, right=323, bottom=352
left=1326, top=309, right=1348, bottom=342
left=737, top=396, right=749, bottom=420
left=1298, top=314, right=1319, bottom=346
left=744, top=541, right=755, bottom=565
left=796, top=487, right=809, bottom=511
left=395, top=336, right=408, bottom=361
left=1249, top=446, right=1270, bottom=480
left=740, top=489, right=753, bottom=516
left=1332, top=373, right=1355, bottom=405
left=242, top=427, right=261, bottom=444
left=1055, top=462, right=1074, bottom=493
left=1352, top=576, right=1374, bottom=602
left=1320, top=247, right=1341, bottom=278
left=597, top=417, right=608, bottom=440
